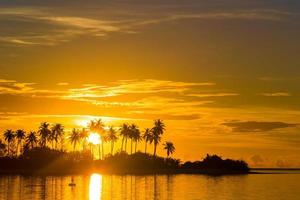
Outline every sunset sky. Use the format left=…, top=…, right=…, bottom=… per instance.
left=0, top=0, right=300, bottom=167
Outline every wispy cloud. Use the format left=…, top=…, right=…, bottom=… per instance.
left=0, top=78, right=215, bottom=101
left=260, top=92, right=291, bottom=97
left=0, top=79, right=66, bottom=97
left=222, top=121, right=298, bottom=132
left=0, top=7, right=122, bottom=46
left=0, top=78, right=225, bottom=120
left=65, top=79, right=215, bottom=100
left=0, top=79, right=35, bottom=94
left=189, top=93, right=239, bottom=98
left=0, top=6, right=296, bottom=46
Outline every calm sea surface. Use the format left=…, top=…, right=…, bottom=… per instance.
left=0, top=170, right=299, bottom=200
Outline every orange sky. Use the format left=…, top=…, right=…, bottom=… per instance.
left=0, top=0, right=300, bottom=167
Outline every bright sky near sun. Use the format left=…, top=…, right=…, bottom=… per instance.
left=0, top=0, right=300, bottom=167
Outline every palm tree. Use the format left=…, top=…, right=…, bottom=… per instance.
left=26, top=131, right=37, bottom=149
left=69, top=128, right=81, bottom=151
left=163, top=142, right=175, bottom=157
left=129, top=124, right=139, bottom=154
left=38, top=122, right=51, bottom=148
left=89, top=119, right=105, bottom=133
left=143, top=128, right=153, bottom=154
left=4, top=129, right=15, bottom=156
left=0, top=139, right=7, bottom=156
left=89, top=119, right=105, bottom=158
left=152, top=119, right=165, bottom=156
left=16, top=129, right=26, bottom=155
left=107, top=126, right=118, bottom=155
left=51, top=123, right=64, bottom=150
left=133, top=128, right=141, bottom=153
left=119, top=123, right=129, bottom=152
left=79, top=128, right=89, bottom=151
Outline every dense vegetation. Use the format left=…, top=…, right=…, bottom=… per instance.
left=0, top=119, right=173, bottom=159
left=0, top=119, right=249, bottom=175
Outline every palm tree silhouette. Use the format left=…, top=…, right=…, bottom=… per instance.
left=0, top=139, right=6, bottom=156
left=133, top=127, right=141, bottom=153
left=79, top=128, right=89, bottom=151
left=69, top=128, right=81, bottom=151
left=26, top=131, right=37, bottom=149
left=152, top=119, right=165, bottom=156
left=143, top=128, right=153, bottom=154
left=163, top=142, right=175, bottom=157
left=4, top=129, right=15, bottom=156
left=16, top=129, right=26, bottom=155
left=119, top=123, right=129, bottom=152
left=51, top=123, right=64, bottom=150
left=89, top=119, right=105, bottom=158
left=38, top=122, right=51, bottom=148
left=107, top=126, right=118, bottom=155
left=129, top=124, right=139, bottom=154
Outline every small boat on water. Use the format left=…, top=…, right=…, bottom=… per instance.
left=69, top=177, right=76, bottom=187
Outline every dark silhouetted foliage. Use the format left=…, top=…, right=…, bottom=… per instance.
left=181, top=154, right=249, bottom=173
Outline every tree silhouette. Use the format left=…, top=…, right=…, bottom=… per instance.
left=119, top=123, right=129, bottom=152
left=129, top=124, right=139, bottom=154
left=133, top=127, right=141, bottom=153
left=16, top=129, right=26, bottom=155
left=38, top=122, right=51, bottom=148
left=69, top=128, right=81, bottom=151
left=143, top=128, right=153, bottom=154
left=51, top=123, right=64, bottom=150
left=0, top=139, right=7, bottom=156
left=152, top=119, right=165, bottom=156
left=4, top=129, right=15, bottom=156
left=26, top=131, right=37, bottom=149
left=163, top=142, right=175, bottom=157
left=79, top=128, right=89, bottom=151
left=107, top=126, right=118, bottom=155
left=89, top=119, right=105, bottom=158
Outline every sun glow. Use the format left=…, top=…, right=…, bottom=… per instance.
left=87, top=133, right=101, bottom=145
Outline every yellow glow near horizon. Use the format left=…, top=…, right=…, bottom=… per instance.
left=89, top=173, right=102, bottom=200
left=87, top=133, right=101, bottom=145
left=75, top=116, right=119, bottom=128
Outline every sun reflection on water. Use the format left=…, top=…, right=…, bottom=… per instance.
left=89, top=173, right=102, bottom=200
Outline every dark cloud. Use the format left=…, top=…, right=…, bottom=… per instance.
left=222, top=121, right=298, bottom=132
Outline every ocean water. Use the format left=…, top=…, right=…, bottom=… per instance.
left=0, top=170, right=299, bottom=200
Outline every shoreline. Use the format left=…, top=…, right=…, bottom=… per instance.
left=1, top=168, right=298, bottom=176
left=0, top=168, right=256, bottom=176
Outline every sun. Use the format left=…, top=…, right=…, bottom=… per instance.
left=87, top=133, right=101, bottom=145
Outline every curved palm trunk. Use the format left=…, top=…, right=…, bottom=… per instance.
left=16, top=141, right=20, bottom=156
left=153, top=143, right=157, bottom=156
left=144, top=141, right=147, bottom=154
left=19, top=141, right=22, bottom=155
left=135, top=141, right=137, bottom=153
left=98, top=144, right=101, bottom=160
left=131, top=139, right=133, bottom=154
left=7, top=142, right=10, bottom=156
left=60, top=138, right=64, bottom=151
left=121, top=137, right=124, bottom=151
left=90, top=144, right=93, bottom=159
left=101, top=143, right=104, bottom=159
left=111, top=141, right=114, bottom=155
left=125, top=138, right=128, bottom=153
